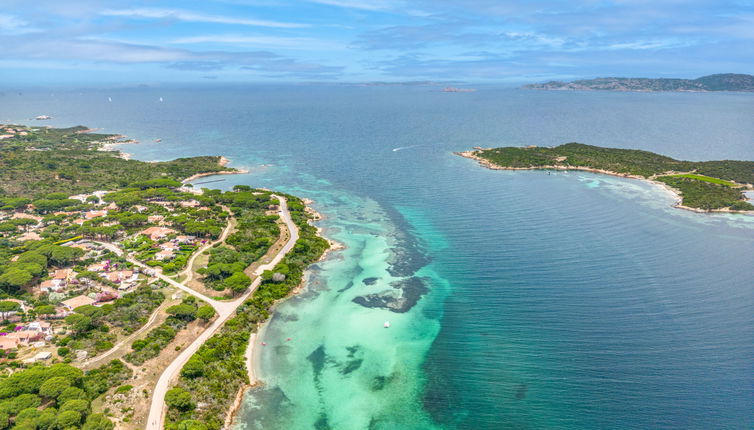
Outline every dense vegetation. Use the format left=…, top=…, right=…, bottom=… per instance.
left=60, top=286, right=165, bottom=356
left=165, top=194, right=330, bottom=430
left=0, top=125, right=235, bottom=198
left=197, top=187, right=280, bottom=294
left=123, top=296, right=199, bottom=365
left=473, top=143, right=754, bottom=211
left=0, top=360, right=130, bottom=430
left=524, top=73, right=754, bottom=92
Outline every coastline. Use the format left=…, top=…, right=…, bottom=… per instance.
left=181, top=156, right=250, bottom=183
left=457, top=150, right=754, bottom=215
left=225, top=198, right=342, bottom=428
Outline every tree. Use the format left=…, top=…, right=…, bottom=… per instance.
left=178, top=420, right=209, bottom=430
left=39, top=376, right=72, bottom=400
left=82, top=413, right=114, bottom=430
left=166, top=304, right=196, bottom=321
left=35, top=305, right=56, bottom=315
left=0, top=301, right=20, bottom=320
left=195, top=306, right=215, bottom=322
left=60, top=399, right=90, bottom=416
left=165, top=387, right=194, bottom=411
left=0, top=268, right=33, bottom=291
left=65, top=313, right=92, bottom=334
left=223, top=272, right=251, bottom=294
left=180, top=357, right=204, bottom=378
left=0, top=412, right=8, bottom=430
left=57, top=387, right=86, bottom=404
left=0, top=393, right=41, bottom=415
left=56, top=410, right=82, bottom=428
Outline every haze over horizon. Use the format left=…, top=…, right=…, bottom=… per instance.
left=1, top=0, right=753, bottom=87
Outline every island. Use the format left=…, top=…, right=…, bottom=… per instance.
left=0, top=124, right=331, bottom=430
left=458, top=143, right=754, bottom=213
left=523, top=73, right=754, bottom=92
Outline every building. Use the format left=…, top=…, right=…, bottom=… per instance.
left=139, top=226, right=177, bottom=241
left=155, top=249, right=175, bottom=261
left=85, top=210, right=108, bottom=219
left=60, top=295, right=96, bottom=311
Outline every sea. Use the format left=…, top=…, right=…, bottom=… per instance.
left=1, top=85, right=753, bottom=429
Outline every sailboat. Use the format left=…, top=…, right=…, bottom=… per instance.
left=108, top=97, right=112, bottom=102
left=159, top=97, right=163, bottom=102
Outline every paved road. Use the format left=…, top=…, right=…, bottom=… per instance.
left=144, top=195, right=299, bottom=430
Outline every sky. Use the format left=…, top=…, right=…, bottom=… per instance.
left=0, top=0, right=753, bottom=86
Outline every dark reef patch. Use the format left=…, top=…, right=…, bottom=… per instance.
left=363, top=277, right=379, bottom=285
left=352, top=276, right=430, bottom=313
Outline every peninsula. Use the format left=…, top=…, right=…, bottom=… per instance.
left=458, top=143, right=754, bottom=213
left=0, top=124, right=330, bottom=430
left=524, top=73, right=754, bottom=92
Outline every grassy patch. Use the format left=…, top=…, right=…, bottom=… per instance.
left=664, top=174, right=738, bottom=187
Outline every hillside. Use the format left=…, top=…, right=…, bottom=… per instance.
left=524, top=73, right=754, bottom=92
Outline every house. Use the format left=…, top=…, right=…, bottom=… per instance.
left=105, top=270, right=136, bottom=284
left=175, top=235, right=195, bottom=244
left=26, top=321, right=52, bottom=335
left=87, top=262, right=107, bottom=272
left=73, top=219, right=86, bottom=226
left=7, top=330, right=43, bottom=344
left=34, top=351, right=52, bottom=361
left=155, top=249, right=175, bottom=261
left=85, top=210, right=108, bottom=219
left=53, top=269, right=74, bottom=282
left=180, top=200, right=200, bottom=208
left=0, top=337, right=19, bottom=351
left=17, top=232, right=42, bottom=241
left=106, top=202, right=118, bottom=211
left=139, top=226, right=176, bottom=241
left=159, top=242, right=180, bottom=251
left=40, top=280, right=63, bottom=293
left=60, top=295, right=96, bottom=311
left=147, top=215, right=164, bottom=223
left=11, top=212, right=42, bottom=222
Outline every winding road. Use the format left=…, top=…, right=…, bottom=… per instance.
left=142, top=195, right=298, bottom=430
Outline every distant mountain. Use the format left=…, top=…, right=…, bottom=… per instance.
left=524, top=73, right=754, bottom=92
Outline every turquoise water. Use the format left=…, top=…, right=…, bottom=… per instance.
left=1, top=86, right=753, bottom=429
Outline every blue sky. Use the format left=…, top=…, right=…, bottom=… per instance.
left=1, top=0, right=752, bottom=85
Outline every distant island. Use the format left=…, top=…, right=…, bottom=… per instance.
left=524, top=73, right=754, bottom=92
left=458, top=143, right=754, bottom=213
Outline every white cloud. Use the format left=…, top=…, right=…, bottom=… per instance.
left=0, top=13, right=39, bottom=34
left=100, top=8, right=308, bottom=28
left=304, top=0, right=398, bottom=11
left=171, top=34, right=345, bottom=50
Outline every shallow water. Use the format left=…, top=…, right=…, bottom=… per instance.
left=1, top=86, right=753, bottom=429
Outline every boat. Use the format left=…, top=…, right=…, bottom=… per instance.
left=442, top=87, right=476, bottom=93
left=159, top=97, right=163, bottom=102
left=154, top=138, right=162, bottom=143
left=384, top=321, right=390, bottom=328
left=34, top=115, right=51, bottom=120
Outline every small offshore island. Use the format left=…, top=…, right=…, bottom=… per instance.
left=0, top=124, right=330, bottom=430
left=459, top=143, right=754, bottom=213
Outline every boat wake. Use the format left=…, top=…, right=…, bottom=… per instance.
left=392, top=145, right=420, bottom=152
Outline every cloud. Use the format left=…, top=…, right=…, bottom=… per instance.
left=304, top=0, right=398, bottom=11
left=0, top=13, right=39, bottom=34
left=171, top=34, right=344, bottom=50
left=100, top=7, right=307, bottom=28
left=0, top=34, right=343, bottom=78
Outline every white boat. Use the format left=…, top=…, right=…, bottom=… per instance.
left=159, top=97, right=163, bottom=102
left=384, top=321, right=390, bottom=328
left=108, top=97, right=112, bottom=102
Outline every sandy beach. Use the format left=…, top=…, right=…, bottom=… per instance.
left=225, top=198, right=341, bottom=428
left=457, top=150, right=754, bottom=215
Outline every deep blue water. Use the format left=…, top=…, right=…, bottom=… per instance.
left=1, top=86, right=753, bottom=429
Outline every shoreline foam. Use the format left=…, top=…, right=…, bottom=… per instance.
left=456, top=150, right=754, bottom=216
